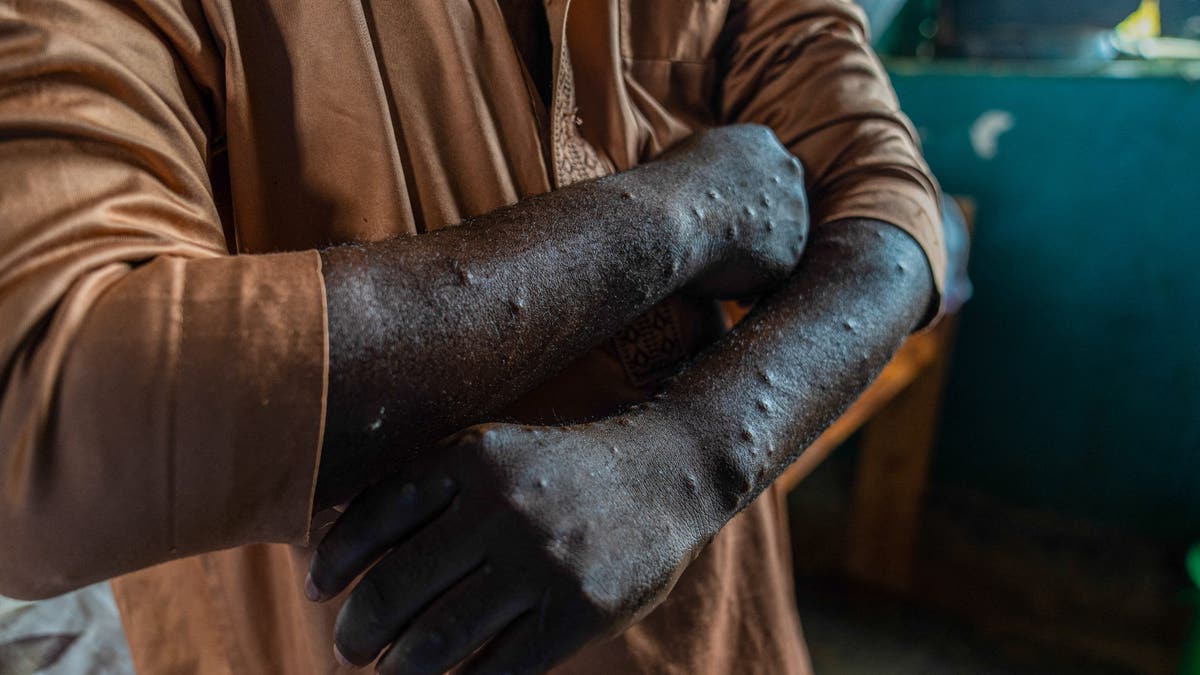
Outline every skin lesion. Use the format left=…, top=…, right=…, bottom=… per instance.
left=314, top=125, right=809, bottom=511
left=310, top=106, right=932, bottom=672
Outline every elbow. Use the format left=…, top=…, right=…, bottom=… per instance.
left=0, top=263, right=182, bottom=601
left=0, top=579, right=78, bottom=604
left=0, top=399, right=172, bottom=601
left=0, top=420, right=89, bottom=600
left=0, top=426, right=116, bottom=601
left=0, top=520, right=94, bottom=601
left=0, top=497, right=103, bottom=595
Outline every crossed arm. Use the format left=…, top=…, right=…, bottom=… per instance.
left=306, top=2, right=943, bottom=672
left=0, top=2, right=941, bottom=673
left=308, top=216, right=932, bottom=675
left=310, top=111, right=932, bottom=675
left=314, top=125, right=811, bottom=511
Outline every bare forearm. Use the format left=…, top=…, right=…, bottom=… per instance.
left=316, top=126, right=810, bottom=508
left=306, top=218, right=936, bottom=673
left=319, top=172, right=691, bottom=506
left=652, top=218, right=934, bottom=525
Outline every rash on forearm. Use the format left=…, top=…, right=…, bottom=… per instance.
left=648, top=218, right=934, bottom=526
left=316, top=175, right=700, bottom=509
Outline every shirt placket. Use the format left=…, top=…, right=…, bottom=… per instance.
left=543, top=0, right=612, bottom=188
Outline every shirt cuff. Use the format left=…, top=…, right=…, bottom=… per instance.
left=171, top=250, right=328, bottom=550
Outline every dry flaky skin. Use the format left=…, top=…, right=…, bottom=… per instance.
left=316, top=124, right=809, bottom=510
left=311, top=210, right=932, bottom=673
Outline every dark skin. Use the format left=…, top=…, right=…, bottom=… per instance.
left=312, top=210, right=932, bottom=675
left=310, top=2, right=933, bottom=672
left=316, top=124, right=811, bottom=511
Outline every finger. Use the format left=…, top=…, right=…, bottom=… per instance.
left=376, top=565, right=532, bottom=675
left=307, top=473, right=457, bottom=602
left=334, top=512, right=485, bottom=666
left=458, top=605, right=585, bottom=675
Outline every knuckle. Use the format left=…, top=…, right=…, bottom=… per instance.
left=388, top=481, right=419, bottom=509
left=451, top=425, right=509, bottom=470
left=750, top=124, right=781, bottom=150
left=468, top=423, right=504, bottom=450
left=787, top=155, right=805, bottom=177
left=742, top=122, right=771, bottom=139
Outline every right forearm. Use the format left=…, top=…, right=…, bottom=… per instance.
left=316, top=124, right=810, bottom=509
left=317, top=164, right=704, bottom=507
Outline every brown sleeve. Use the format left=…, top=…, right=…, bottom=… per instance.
left=718, top=0, right=947, bottom=322
left=0, top=0, right=327, bottom=599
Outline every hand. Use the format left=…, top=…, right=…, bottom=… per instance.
left=660, top=124, right=810, bottom=299
left=306, top=416, right=716, bottom=674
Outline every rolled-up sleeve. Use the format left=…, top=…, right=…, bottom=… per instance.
left=0, top=0, right=327, bottom=599
left=718, top=0, right=947, bottom=320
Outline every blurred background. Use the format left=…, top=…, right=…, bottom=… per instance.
left=787, top=1, right=1200, bottom=673
left=2, top=1, right=1198, bottom=674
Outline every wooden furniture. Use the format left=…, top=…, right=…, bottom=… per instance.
left=776, top=201, right=971, bottom=594
left=778, top=315, right=958, bottom=593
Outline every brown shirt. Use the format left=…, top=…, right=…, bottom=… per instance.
left=0, top=0, right=945, bottom=672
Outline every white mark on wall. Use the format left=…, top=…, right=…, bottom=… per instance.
left=969, top=110, right=1015, bottom=160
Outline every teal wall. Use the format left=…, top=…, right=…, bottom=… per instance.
left=888, top=61, right=1200, bottom=542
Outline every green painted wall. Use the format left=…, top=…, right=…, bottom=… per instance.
left=887, top=61, right=1200, bottom=542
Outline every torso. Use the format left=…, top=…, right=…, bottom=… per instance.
left=111, top=2, right=809, bottom=672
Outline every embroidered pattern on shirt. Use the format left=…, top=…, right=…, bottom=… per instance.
left=549, top=17, right=610, bottom=187
left=612, top=302, right=687, bottom=388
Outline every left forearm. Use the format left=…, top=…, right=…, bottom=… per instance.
left=306, top=219, right=935, bottom=674
left=647, top=218, right=933, bottom=527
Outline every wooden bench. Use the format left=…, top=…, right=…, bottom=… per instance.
left=776, top=314, right=959, bottom=593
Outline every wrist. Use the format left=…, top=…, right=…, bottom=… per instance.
left=625, top=396, right=745, bottom=536
left=319, top=249, right=405, bottom=509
